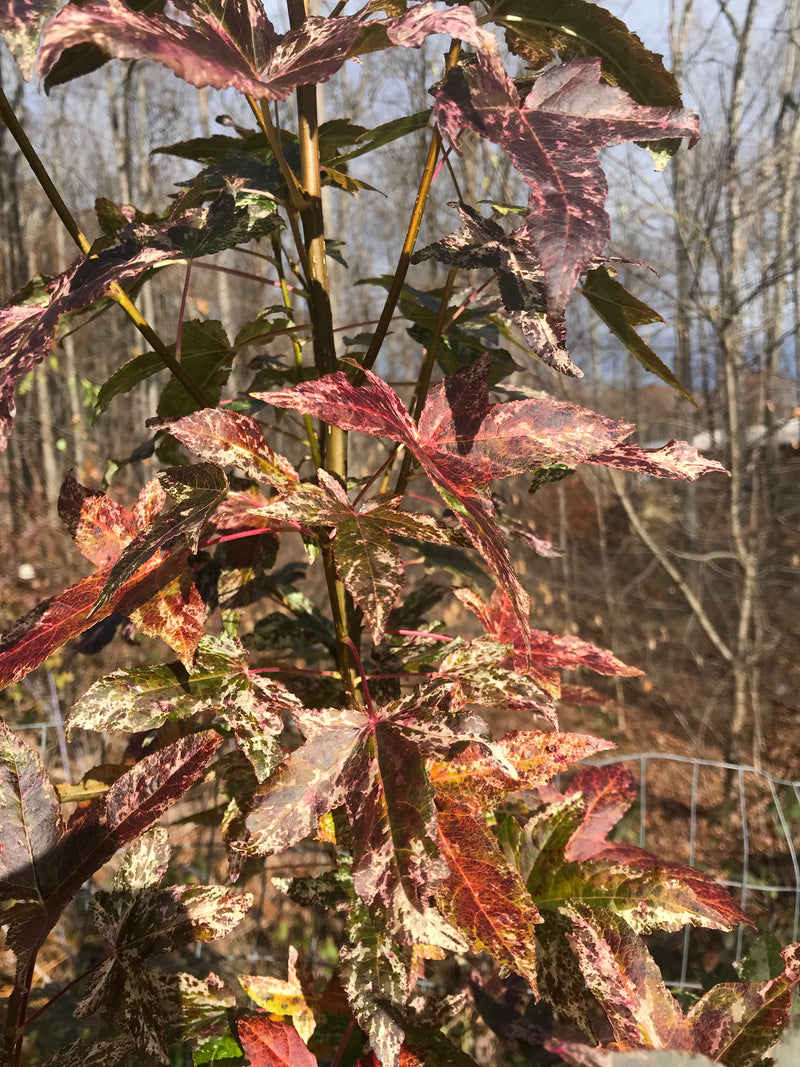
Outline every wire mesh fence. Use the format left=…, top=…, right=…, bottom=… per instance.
left=9, top=709, right=800, bottom=990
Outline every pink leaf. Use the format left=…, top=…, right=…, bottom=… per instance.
left=434, top=54, right=698, bottom=314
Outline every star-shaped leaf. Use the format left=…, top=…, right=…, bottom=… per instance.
left=434, top=54, right=698, bottom=315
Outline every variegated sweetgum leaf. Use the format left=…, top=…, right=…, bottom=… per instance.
left=563, top=763, right=638, bottom=863
left=340, top=903, right=411, bottom=1067
left=457, top=587, right=642, bottom=698
left=0, top=244, right=183, bottom=450
left=262, top=471, right=464, bottom=642
left=3, top=730, right=220, bottom=964
left=430, top=729, right=610, bottom=811
left=432, top=636, right=556, bottom=720
left=412, top=202, right=574, bottom=375
left=565, top=904, right=691, bottom=1051
left=490, top=0, right=686, bottom=158
left=240, top=946, right=316, bottom=1044
left=68, top=633, right=297, bottom=781
left=687, top=942, right=800, bottom=1067
left=149, top=408, right=299, bottom=489
left=114, top=828, right=171, bottom=891
left=58, top=469, right=140, bottom=567
left=434, top=53, right=698, bottom=314
left=0, top=719, right=64, bottom=938
left=435, top=796, right=542, bottom=989
left=238, top=1014, right=318, bottom=1067
left=37, top=0, right=492, bottom=100
left=260, top=358, right=722, bottom=643
left=92, top=462, right=227, bottom=616
left=242, top=705, right=364, bottom=856
left=521, top=765, right=754, bottom=935
left=41, top=1036, right=136, bottom=1067
left=0, top=546, right=196, bottom=687
left=242, top=689, right=475, bottom=949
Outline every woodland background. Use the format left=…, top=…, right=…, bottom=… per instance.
left=0, top=2, right=797, bottom=1058
left=0, top=0, right=799, bottom=1024
left=2, top=0, right=798, bottom=765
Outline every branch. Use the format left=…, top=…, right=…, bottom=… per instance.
left=609, top=473, right=733, bottom=664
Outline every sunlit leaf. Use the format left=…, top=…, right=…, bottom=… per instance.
left=434, top=54, right=698, bottom=315
left=565, top=904, right=690, bottom=1050
left=150, top=408, right=299, bottom=488
left=238, top=1015, right=318, bottom=1067
left=240, top=946, right=316, bottom=1043
left=435, top=798, right=542, bottom=988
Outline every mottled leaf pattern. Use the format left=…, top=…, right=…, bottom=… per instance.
left=434, top=54, right=697, bottom=314
left=687, top=943, right=800, bottom=1067
left=413, top=202, right=574, bottom=374
left=68, top=634, right=296, bottom=781
left=340, top=904, right=411, bottom=1067
left=436, top=799, right=542, bottom=988
left=149, top=408, right=299, bottom=488
left=262, top=359, right=721, bottom=645
left=565, top=904, right=691, bottom=1050
left=263, top=472, right=463, bottom=642
left=0, top=720, right=64, bottom=939
left=93, top=463, right=227, bottom=616
left=38, top=0, right=492, bottom=101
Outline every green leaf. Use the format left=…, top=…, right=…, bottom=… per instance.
left=193, top=1034, right=244, bottom=1065
left=326, top=109, right=431, bottom=167
left=581, top=267, right=695, bottom=405
left=94, top=319, right=234, bottom=422
left=68, top=634, right=298, bottom=781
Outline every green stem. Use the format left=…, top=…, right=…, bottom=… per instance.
left=0, top=86, right=210, bottom=410
left=246, top=95, right=312, bottom=283
left=395, top=267, right=459, bottom=495
left=287, top=0, right=359, bottom=702
left=273, top=234, right=323, bottom=468
left=357, top=39, right=462, bottom=378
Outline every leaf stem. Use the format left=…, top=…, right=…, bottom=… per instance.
left=395, top=267, right=459, bottom=494
left=286, top=0, right=359, bottom=702
left=273, top=233, right=323, bottom=468
left=357, top=38, right=462, bottom=378
left=0, top=87, right=210, bottom=410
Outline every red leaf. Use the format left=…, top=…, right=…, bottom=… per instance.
left=688, top=943, right=800, bottom=1067
left=58, top=471, right=138, bottom=567
left=434, top=53, right=698, bottom=314
left=564, top=764, right=638, bottom=862
left=258, top=357, right=722, bottom=642
left=0, top=245, right=183, bottom=449
left=458, top=587, right=642, bottom=696
left=38, top=0, right=492, bottom=102
left=149, top=408, right=299, bottom=489
left=237, top=1015, right=317, bottom=1067
left=436, top=800, right=542, bottom=989
left=5, top=731, right=220, bottom=957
